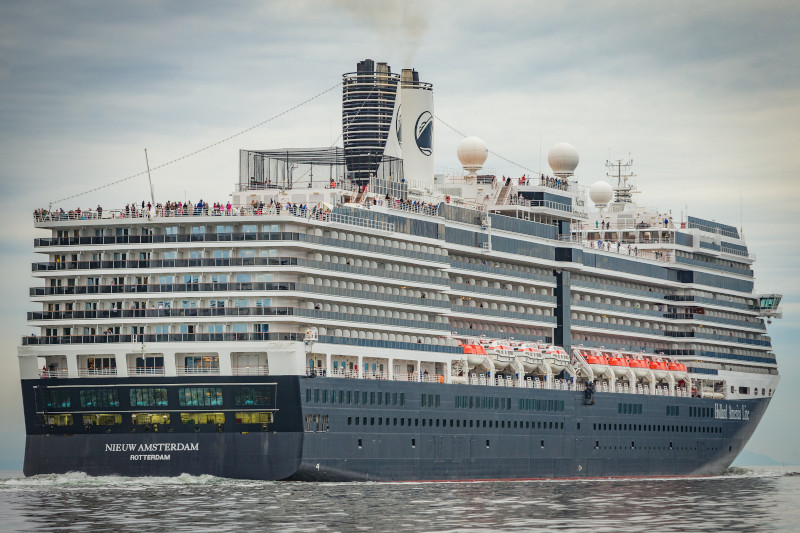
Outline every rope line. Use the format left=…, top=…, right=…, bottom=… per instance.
left=291, top=85, right=379, bottom=186
left=433, top=115, right=537, bottom=175
left=51, top=82, right=343, bottom=205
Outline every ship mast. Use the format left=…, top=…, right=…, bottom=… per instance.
left=605, top=157, right=637, bottom=204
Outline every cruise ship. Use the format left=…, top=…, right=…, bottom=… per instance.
left=18, top=59, right=783, bottom=481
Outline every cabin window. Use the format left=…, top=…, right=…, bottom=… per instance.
left=80, top=388, right=119, bottom=408
left=44, top=414, right=73, bottom=426
left=44, top=390, right=71, bottom=409
left=234, top=386, right=273, bottom=407
left=132, top=413, right=170, bottom=425
left=178, top=387, right=223, bottom=407
left=130, top=387, right=168, bottom=407
left=181, top=412, right=225, bottom=425
left=83, top=414, right=122, bottom=426
left=235, top=412, right=272, bottom=424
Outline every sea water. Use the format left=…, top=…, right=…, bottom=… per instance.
left=1, top=466, right=798, bottom=532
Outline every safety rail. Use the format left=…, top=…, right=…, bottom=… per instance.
left=517, top=176, right=576, bottom=193
left=33, top=203, right=335, bottom=223
left=329, top=212, right=394, bottom=232
left=38, top=369, right=68, bottom=379
left=23, top=332, right=301, bottom=346
left=576, top=220, right=678, bottom=231
left=130, top=367, right=165, bottom=376
left=176, top=366, right=220, bottom=376
left=581, top=240, right=675, bottom=263
left=231, top=366, right=269, bottom=376
left=381, top=198, right=442, bottom=218
left=78, top=368, right=117, bottom=378
left=506, top=197, right=573, bottom=213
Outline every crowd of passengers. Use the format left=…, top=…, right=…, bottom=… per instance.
left=34, top=198, right=335, bottom=221
left=502, top=174, right=569, bottom=191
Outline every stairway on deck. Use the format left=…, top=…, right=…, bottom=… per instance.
left=496, top=183, right=512, bottom=205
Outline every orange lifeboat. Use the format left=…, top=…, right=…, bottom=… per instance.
left=668, top=361, right=688, bottom=380
left=584, top=353, right=609, bottom=375
left=461, top=343, right=487, bottom=365
left=607, top=356, right=630, bottom=376
left=627, top=358, right=649, bottom=378
left=649, top=360, right=668, bottom=379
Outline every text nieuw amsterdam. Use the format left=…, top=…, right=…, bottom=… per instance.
left=105, top=442, right=199, bottom=461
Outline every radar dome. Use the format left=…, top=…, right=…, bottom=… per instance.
left=589, top=181, right=613, bottom=206
left=457, top=136, right=488, bottom=174
left=548, top=142, right=579, bottom=177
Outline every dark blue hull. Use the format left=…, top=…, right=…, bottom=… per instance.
left=21, top=376, right=769, bottom=481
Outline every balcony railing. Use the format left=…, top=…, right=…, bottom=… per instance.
left=130, top=367, right=165, bottom=376
left=78, top=367, right=117, bottom=378
left=231, top=366, right=269, bottom=376
left=176, top=366, right=220, bottom=375
left=22, top=332, right=300, bottom=345
left=38, top=369, right=68, bottom=379
left=33, top=203, right=333, bottom=223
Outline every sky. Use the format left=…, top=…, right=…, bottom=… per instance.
left=0, top=0, right=798, bottom=469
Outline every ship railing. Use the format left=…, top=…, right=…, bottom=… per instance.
left=176, top=366, right=220, bottom=375
left=393, top=372, right=418, bottom=382
left=383, top=199, right=442, bottom=219
left=232, top=366, right=269, bottom=376
left=78, top=368, right=117, bottom=378
left=329, top=212, right=395, bottom=232
left=38, top=369, right=68, bottom=379
left=33, top=203, right=336, bottom=223
left=420, top=374, right=445, bottom=383
left=130, top=367, right=165, bottom=376
left=581, top=239, right=675, bottom=263
left=505, top=197, right=573, bottom=213
left=327, top=368, right=359, bottom=379
left=516, top=176, right=576, bottom=193
left=363, top=371, right=390, bottom=381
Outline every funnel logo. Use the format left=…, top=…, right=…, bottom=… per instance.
left=415, top=111, right=433, bottom=156
left=396, top=105, right=402, bottom=147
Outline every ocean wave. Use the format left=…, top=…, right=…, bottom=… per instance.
left=0, top=471, right=273, bottom=489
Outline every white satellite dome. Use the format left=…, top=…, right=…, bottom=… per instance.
left=589, top=181, right=614, bottom=206
left=548, top=142, right=579, bottom=177
left=457, top=136, right=488, bottom=174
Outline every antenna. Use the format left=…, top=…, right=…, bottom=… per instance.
left=539, top=131, right=542, bottom=175
left=739, top=182, right=743, bottom=233
left=144, top=149, right=156, bottom=210
left=605, top=157, right=637, bottom=204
